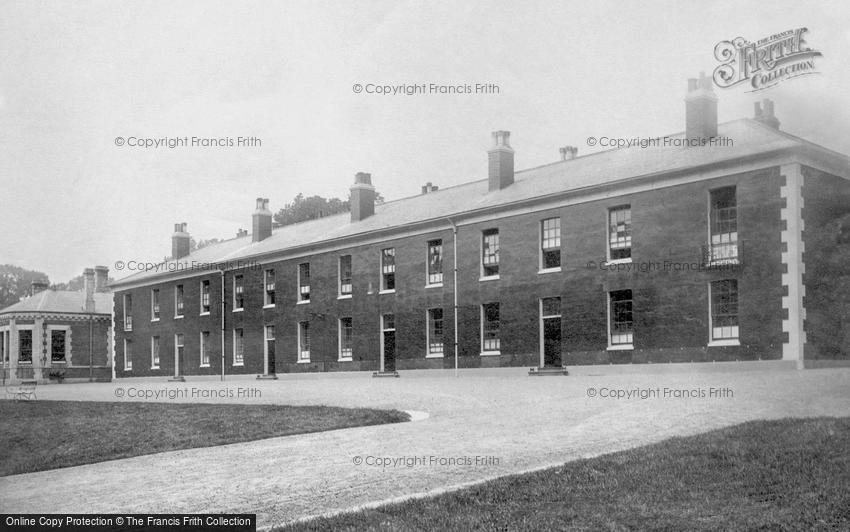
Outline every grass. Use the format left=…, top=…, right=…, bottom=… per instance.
left=0, top=400, right=409, bottom=476
left=283, top=417, right=850, bottom=531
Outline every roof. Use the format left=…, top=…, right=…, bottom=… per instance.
left=113, top=118, right=849, bottom=288
left=0, top=290, right=112, bottom=315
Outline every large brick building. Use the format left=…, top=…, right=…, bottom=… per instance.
left=111, top=75, right=850, bottom=378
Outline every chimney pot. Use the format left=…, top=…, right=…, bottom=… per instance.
left=421, top=182, right=439, bottom=194
left=753, top=98, right=780, bottom=129
left=350, top=172, right=376, bottom=222
left=171, top=223, right=191, bottom=259
left=559, top=146, right=578, bottom=161
left=30, top=280, right=48, bottom=296
left=488, top=130, right=515, bottom=192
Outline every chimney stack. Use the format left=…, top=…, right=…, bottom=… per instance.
left=31, top=280, right=48, bottom=296
left=83, top=268, right=96, bottom=312
left=172, top=223, right=190, bottom=259
left=685, top=72, right=718, bottom=140
left=488, top=130, right=514, bottom=191
left=754, top=99, right=780, bottom=129
left=237, top=228, right=248, bottom=238
left=559, top=146, right=578, bottom=161
left=350, top=172, right=376, bottom=222
left=421, top=182, right=439, bottom=194
left=94, top=265, right=109, bottom=292
left=252, top=198, right=272, bottom=242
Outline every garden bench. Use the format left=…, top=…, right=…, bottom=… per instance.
left=5, top=380, right=37, bottom=400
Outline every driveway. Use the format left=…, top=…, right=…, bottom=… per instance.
left=1, top=364, right=848, bottom=529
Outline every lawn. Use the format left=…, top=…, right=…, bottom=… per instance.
left=283, top=417, right=850, bottom=531
left=0, top=401, right=409, bottom=476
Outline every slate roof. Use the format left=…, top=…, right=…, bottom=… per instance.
left=0, top=290, right=112, bottom=315
left=112, top=118, right=847, bottom=287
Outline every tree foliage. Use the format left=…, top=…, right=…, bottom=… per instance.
left=0, top=264, right=49, bottom=309
left=273, top=191, right=384, bottom=227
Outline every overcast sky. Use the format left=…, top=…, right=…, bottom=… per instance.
left=1, top=0, right=848, bottom=283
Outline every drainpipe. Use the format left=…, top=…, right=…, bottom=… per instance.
left=220, top=269, right=226, bottom=381
left=89, top=314, right=94, bottom=382
left=447, top=217, right=459, bottom=377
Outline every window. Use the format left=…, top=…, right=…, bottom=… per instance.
left=151, top=288, right=160, bottom=320
left=174, top=285, right=184, bottom=317
left=298, top=263, right=311, bottom=302
left=482, top=229, right=500, bottom=277
left=151, top=336, right=160, bottom=368
left=608, top=206, right=631, bottom=261
left=298, top=321, right=310, bottom=362
left=339, top=317, right=353, bottom=359
left=427, top=308, right=444, bottom=356
left=19, top=330, right=32, bottom=363
left=123, top=294, right=133, bottom=331
left=541, top=218, right=561, bottom=270
left=339, top=255, right=352, bottom=296
left=264, top=269, right=276, bottom=306
left=481, top=303, right=500, bottom=353
left=200, top=280, right=210, bottom=314
left=124, top=339, right=133, bottom=370
left=200, top=331, right=210, bottom=367
left=609, top=290, right=634, bottom=347
left=381, top=248, right=396, bottom=291
left=0, top=331, right=6, bottom=364
left=233, top=328, right=244, bottom=365
left=710, top=279, right=739, bottom=341
left=427, top=240, right=443, bottom=285
left=709, top=187, right=738, bottom=263
left=50, top=330, right=67, bottom=362
left=233, top=275, right=244, bottom=310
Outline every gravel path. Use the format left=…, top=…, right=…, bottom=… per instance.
left=1, top=364, right=848, bottom=528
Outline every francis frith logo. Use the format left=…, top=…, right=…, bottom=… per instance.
left=713, top=28, right=822, bottom=92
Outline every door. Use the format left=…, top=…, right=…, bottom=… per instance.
left=541, top=297, right=562, bottom=367
left=382, top=313, right=396, bottom=372
left=265, top=325, right=276, bottom=374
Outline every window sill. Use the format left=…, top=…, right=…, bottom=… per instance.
left=232, top=363, right=244, bottom=367
left=124, top=328, right=133, bottom=332
left=425, top=283, right=444, bottom=289
left=174, top=315, right=184, bottom=320
left=199, top=364, right=210, bottom=368
left=232, top=308, right=244, bottom=313
left=479, top=275, right=500, bottom=282
left=605, top=258, right=632, bottom=266
left=297, top=358, right=311, bottom=364
left=708, top=339, right=740, bottom=347
left=151, top=366, right=160, bottom=370
left=425, top=353, right=444, bottom=359
left=338, top=294, right=353, bottom=300
left=151, top=318, right=160, bottom=323
left=480, top=351, right=501, bottom=356
left=297, top=300, right=310, bottom=305
left=379, top=289, right=396, bottom=295
left=338, top=357, right=353, bottom=362
left=607, top=344, right=634, bottom=351
left=263, top=304, right=275, bottom=309
left=199, top=312, right=210, bottom=317
left=538, top=267, right=562, bottom=275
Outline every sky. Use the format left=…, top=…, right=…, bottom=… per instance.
left=1, top=0, right=849, bottom=283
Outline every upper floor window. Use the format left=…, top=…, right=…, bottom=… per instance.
left=200, top=280, right=210, bottom=314
left=481, top=302, right=500, bottom=353
left=541, top=218, right=561, bottom=270
left=298, top=263, right=311, bottom=302
left=427, top=240, right=443, bottom=285
left=608, top=206, right=631, bottom=261
left=381, top=248, right=396, bottom=291
left=609, top=289, right=634, bottom=347
left=174, top=285, right=184, bottom=317
left=151, top=288, right=160, bottom=321
left=709, top=187, right=738, bottom=263
left=233, top=274, right=244, bottom=310
left=482, top=229, right=500, bottom=277
left=123, top=294, right=133, bottom=331
left=339, top=255, right=352, bottom=296
left=264, top=269, right=276, bottom=306
left=710, top=279, right=739, bottom=341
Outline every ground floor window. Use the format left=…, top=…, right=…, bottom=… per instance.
left=298, top=321, right=311, bottom=362
left=609, top=290, right=634, bottom=346
left=710, top=279, right=739, bottom=340
left=50, top=329, right=67, bottom=362
left=200, top=331, right=210, bottom=367
left=151, top=336, right=160, bottom=368
left=124, top=339, right=133, bottom=370
left=233, top=328, right=244, bottom=366
left=481, top=303, right=500, bottom=353
left=427, top=308, right=444, bottom=356
left=339, top=318, right=353, bottom=359
left=18, top=330, right=32, bottom=363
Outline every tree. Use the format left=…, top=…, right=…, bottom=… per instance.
left=190, top=238, right=223, bottom=251
left=0, top=265, right=50, bottom=309
left=273, top=191, right=385, bottom=227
